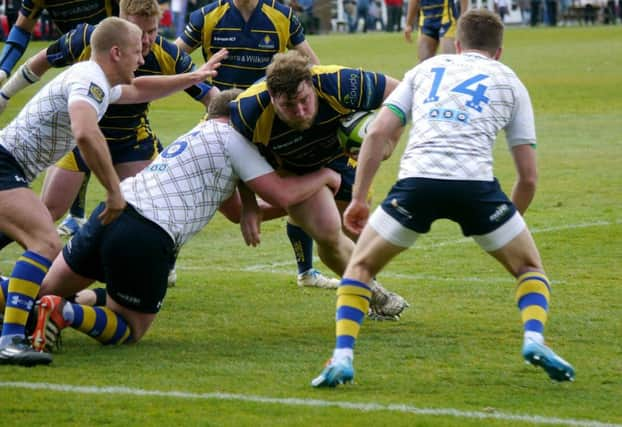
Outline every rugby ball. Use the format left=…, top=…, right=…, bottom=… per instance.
left=337, top=111, right=376, bottom=157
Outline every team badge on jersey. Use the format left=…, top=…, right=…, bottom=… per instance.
left=88, top=83, right=105, bottom=104
left=258, top=35, right=275, bottom=49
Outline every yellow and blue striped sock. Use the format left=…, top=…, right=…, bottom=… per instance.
left=334, top=278, right=372, bottom=357
left=515, top=271, right=550, bottom=342
left=69, top=305, right=132, bottom=345
left=0, top=251, right=51, bottom=343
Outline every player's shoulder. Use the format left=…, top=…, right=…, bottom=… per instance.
left=152, top=35, right=182, bottom=59
left=201, top=0, right=231, bottom=15
left=260, top=0, right=294, bottom=17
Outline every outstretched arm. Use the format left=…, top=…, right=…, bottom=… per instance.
left=116, top=49, right=227, bottom=104
left=0, top=14, right=38, bottom=83
left=0, top=49, right=51, bottom=114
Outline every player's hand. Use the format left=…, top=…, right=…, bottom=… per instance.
left=240, top=207, right=262, bottom=247
left=195, top=49, right=228, bottom=80
left=0, top=70, right=7, bottom=86
left=404, top=25, right=415, bottom=43
left=343, top=199, right=370, bottom=236
left=323, top=168, right=342, bottom=196
left=99, top=192, right=126, bottom=225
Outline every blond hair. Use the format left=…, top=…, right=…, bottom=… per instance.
left=120, top=0, right=162, bottom=18
left=266, top=51, right=312, bottom=98
left=208, top=89, right=242, bottom=118
left=90, top=17, right=142, bottom=55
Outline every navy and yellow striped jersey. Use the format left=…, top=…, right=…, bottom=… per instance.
left=180, top=0, right=306, bottom=90
left=20, top=0, right=119, bottom=33
left=230, top=65, right=387, bottom=173
left=45, top=23, right=211, bottom=145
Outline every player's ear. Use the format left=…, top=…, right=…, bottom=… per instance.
left=493, top=47, right=503, bottom=60
left=455, top=39, right=462, bottom=53
left=110, top=45, right=122, bottom=62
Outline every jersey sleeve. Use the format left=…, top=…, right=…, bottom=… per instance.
left=227, top=130, right=275, bottom=181
left=46, top=23, right=93, bottom=67
left=383, top=69, right=415, bottom=125
left=67, top=73, right=111, bottom=118
left=315, top=66, right=387, bottom=110
left=180, top=6, right=210, bottom=51
left=504, top=78, right=536, bottom=147
left=19, top=0, right=43, bottom=20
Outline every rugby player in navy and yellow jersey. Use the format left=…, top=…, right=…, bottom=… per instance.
left=0, top=0, right=119, bottom=84
left=404, top=0, right=469, bottom=62
left=0, top=1, right=218, bottom=256
left=176, top=0, right=340, bottom=290
left=175, top=0, right=318, bottom=91
left=229, top=51, right=410, bottom=319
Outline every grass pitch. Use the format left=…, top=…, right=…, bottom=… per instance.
left=0, top=25, right=621, bottom=426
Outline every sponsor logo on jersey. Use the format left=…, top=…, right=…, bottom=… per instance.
left=161, top=140, right=188, bottom=158
left=214, top=36, right=237, bottom=42
left=88, top=83, right=105, bottom=104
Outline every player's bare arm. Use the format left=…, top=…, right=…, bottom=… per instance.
left=404, top=0, right=421, bottom=43
left=69, top=101, right=125, bottom=225
left=510, top=144, right=538, bottom=215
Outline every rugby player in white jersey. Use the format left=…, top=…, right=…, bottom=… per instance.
left=0, top=16, right=226, bottom=366
left=28, top=89, right=340, bottom=362
left=312, top=8, right=575, bottom=387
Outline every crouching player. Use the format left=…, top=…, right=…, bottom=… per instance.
left=29, top=89, right=341, bottom=360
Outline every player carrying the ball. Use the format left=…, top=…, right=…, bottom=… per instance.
left=230, top=51, right=410, bottom=320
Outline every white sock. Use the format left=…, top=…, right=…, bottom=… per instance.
left=524, top=331, right=544, bottom=346
left=332, top=348, right=353, bottom=362
left=62, top=302, right=75, bottom=324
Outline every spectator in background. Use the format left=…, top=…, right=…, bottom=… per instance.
left=291, top=0, right=318, bottom=34
left=518, top=0, right=531, bottom=25
left=495, top=0, right=510, bottom=21
left=343, top=0, right=358, bottom=32
left=368, top=0, right=385, bottom=30
left=385, top=0, right=403, bottom=31
left=171, top=0, right=188, bottom=37
left=530, top=0, right=541, bottom=25
left=356, top=0, right=370, bottom=32
left=545, top=0, right=557, bottom=25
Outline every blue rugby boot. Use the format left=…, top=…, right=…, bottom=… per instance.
left=522, top=340, right=575, bottom=382
left=311, top=357, right=354, bottom=387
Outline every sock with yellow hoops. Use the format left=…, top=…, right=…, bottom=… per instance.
left=332, top=278, right=373, bottom=362
left=66, top=304, right=132, bottom=345
left=515, top=271, right=550, bottom=346
left=0, top=251, right=51, bottom=347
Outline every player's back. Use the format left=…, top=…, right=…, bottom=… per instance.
left=20, top=0, right=118, bottom=33
left=398, top=53, right=534, bottom=181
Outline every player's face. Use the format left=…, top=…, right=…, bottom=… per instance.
left=271, top=81, right=318, bottom=131
left=118, top=33, right=144, bottom=84
left=124, top=14, right=159, bottom=56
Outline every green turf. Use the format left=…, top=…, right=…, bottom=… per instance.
left=0, top=26, right=621, bottom=426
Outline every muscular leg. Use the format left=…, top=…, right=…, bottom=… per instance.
left=0, top=188, right=61, bottom=346
left=417, top=33, right=440, bottom=62
left=40, top=166, right=86, bottom=221
left=287, top=186, right=353, bottom=276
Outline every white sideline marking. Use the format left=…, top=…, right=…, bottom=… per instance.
left=0, top=381, right=619, bottom=427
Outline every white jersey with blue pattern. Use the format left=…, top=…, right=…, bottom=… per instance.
left=385, top=52, right=536, bottom=182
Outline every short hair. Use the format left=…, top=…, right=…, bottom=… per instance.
left=456, top=9, right=504, bottom=56
left=90, top=17, right=142, bottom=55
left=207, top=89, right=242, bottom=118
left=265, top=51, right=312, bottom=99
left=120, top=0, right=162, bottom=18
